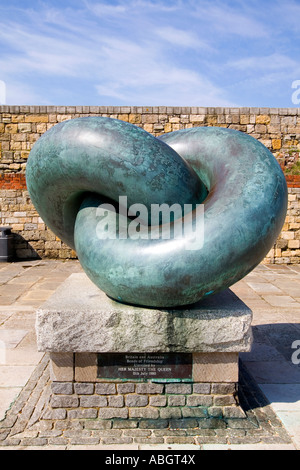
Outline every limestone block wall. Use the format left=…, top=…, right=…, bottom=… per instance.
left=0, top=106, right=299, bottom=263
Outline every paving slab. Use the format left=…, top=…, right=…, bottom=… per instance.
left=262, top=295, right=300, bottom=308
left=138, top=444, right=201, bottom=450
left=240, top=343, right=285, bottom=362
left=0, top=387, right=22, bottom=421
left=202, top=444, right=296, bottom=450
left=0, top=365, right=36, bottom=387
left=244, top=361, right=300, bottom=384
left=258, top=384, right=300, bottom=412
left=246, top=282, right=283, bottom=294
left=275, top=412, right=300, bottom=449
left=0, top=330, right=28, bottom=349
left=3, top=349, right=44, bottom=365
left=290, top=266, right=300, bottom=273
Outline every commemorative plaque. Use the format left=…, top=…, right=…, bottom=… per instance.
left=97, top=353, right=192, bottom=379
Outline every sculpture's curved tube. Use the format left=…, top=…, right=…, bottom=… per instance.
left=26, top=118, right=288, bottom=307
left=26, top=117, right=205, bottom=248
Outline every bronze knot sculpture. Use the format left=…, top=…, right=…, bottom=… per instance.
left=26, top=117, right=287, bottom=307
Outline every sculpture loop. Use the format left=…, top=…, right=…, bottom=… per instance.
left=26, top=117, right=287, bottom=307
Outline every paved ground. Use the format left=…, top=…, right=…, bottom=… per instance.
left=0, top=259, right=299, bottom=450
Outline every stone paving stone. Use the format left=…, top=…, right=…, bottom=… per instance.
left=20, top=290, right=54, bottom=301
left=0, top=284, right=33, bottom=304
left=0, top=388, right=22, bottom=421
left=253, top=323, right=300, bottom=361
left=275, top=411, right=300, bottom=449
left=271, top=279, right=300, bottom=297
left=0, top=365, right=36, bottom=387
left=244, top=361, right=300, bottom=384
left=202, top=444, right=296, bottom=450
left=258, top=384, right=300, bottom=412
left=262, top=295, right=300, bottom=307
left=240, top=343, right=285, bottom=362
left=0, top=266, right=28, bottom=285
left=144, top=443, right=202, bottom=450
left=0, top=329, right=28, bottom=348
left=246, top=282, right=283, bottom=294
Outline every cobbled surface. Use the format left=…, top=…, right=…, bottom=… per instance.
left=0, top=355, right=293, bottom=449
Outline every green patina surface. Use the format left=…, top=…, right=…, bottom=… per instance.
left=26, top=117, right=288, bottom=307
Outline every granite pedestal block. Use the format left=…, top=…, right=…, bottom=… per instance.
left=36, top=273, right=252, bottom=353
left=36, top=273, right=253, bottom=422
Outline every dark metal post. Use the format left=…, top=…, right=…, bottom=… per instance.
left=0, top=227, right=14, bottom=262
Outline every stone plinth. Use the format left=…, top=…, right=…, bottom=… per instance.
left=36, top=273, right=252, bottom=353
left=36, top=273, right=252, bottom=423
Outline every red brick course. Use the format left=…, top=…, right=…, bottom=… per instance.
left=286, top=175, right=300, bottom=188
left=0, top=173, right=299, bottom=190
left=0, top=173, right=27, bottom=189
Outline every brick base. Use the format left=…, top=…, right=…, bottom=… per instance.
left=45, top=352, right=246, bottom=424
left=0, top=355, right=293, bottom=447
left=47, top=379, right=245, bottom=423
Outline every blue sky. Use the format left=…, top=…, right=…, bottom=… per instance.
left=0, top=0, right=300, bottom=107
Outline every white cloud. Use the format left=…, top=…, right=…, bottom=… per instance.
left=193, top=1, right=270, bottom=38
left=0, top=2, right=233, bottom=106
left=0, top=0, right=297, bottom=106
left=271, top=0, right=300, bottom=34
left=229, top=53, right=298, bottom=72
left=0, top=19, right=98, bottom=77
left=154, top=26, right=213, bottom=51
left=95, top=59, right=235, bottom=106
left=5, top=80, right=50, bottom=106
left=85, top=1, right=127, bottom=17
left=86, top=0, right=181, bottom=16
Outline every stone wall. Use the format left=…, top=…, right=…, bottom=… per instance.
left=268, top=188, right=300, bottom=264
left=0, top=106, right=299, bottom=263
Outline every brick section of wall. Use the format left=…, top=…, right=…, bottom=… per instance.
left=0, top=106, right=299, bottom=263
left=0, top=173, right=27, bottom=189
left=286, top=175, right=300, bottom=188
